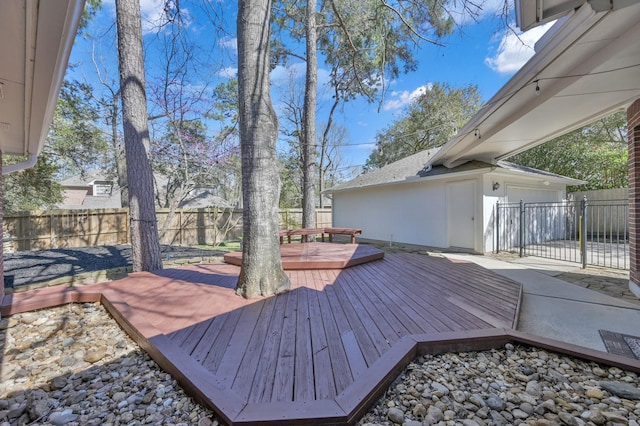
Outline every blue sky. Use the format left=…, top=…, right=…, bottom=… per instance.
left=68, top=0, right=553, bottom=173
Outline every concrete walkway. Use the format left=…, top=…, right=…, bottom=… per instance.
left=443, top=253, right=640, bottom=352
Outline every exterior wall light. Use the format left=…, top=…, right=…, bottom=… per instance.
left=492, top=182, right=500, bottom=191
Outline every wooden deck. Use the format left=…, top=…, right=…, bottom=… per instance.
left=224, top=242, right=385, bottom=269
left=2, top=250, right=524, bottom=425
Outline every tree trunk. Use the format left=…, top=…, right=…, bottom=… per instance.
left=115, top=0, right=163, bottom=272
left=302, top=0, right=317, bottom=229
left=236, top=0, right=290, bottom=298
left=109, top=94, right=129, bottom=208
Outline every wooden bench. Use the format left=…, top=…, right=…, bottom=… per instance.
left=279, top=227, right=362, bottom=244
left=324, top=227, right=362, bottom=244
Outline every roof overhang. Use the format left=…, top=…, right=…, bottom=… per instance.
left=430, top=0, right=640, bottom=169
left=0, top=0, right=85, bottom=158
left=514, top=0, right=629, bottom=31
left=493, top=162, right=586, bottom=186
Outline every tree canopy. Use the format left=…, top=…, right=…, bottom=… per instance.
left=508, top=112, right=628, bottom=191
left=366, top=82, right=482, bottom=169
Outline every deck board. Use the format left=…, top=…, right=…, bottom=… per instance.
left=1, top=245, right=524, bottom=425
left=232, top=297, right=278, bottom=397
left=202, top=309, right=242, bottom=372
left=293, top=287, right=315, bottom=401
left=248, top=294, right=288, bottom=403
left=316, top=284, right=353, bottom=395
left=271, top=290, right=298, bottom=402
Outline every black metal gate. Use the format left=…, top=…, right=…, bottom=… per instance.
left=494, top=198, right=629, bottom=269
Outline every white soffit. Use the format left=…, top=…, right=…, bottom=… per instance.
left=516, top=0, right=584, bottom=31
left=431, top=1, right=640, bottom=169
left=0, top=0, right=84, bottom=157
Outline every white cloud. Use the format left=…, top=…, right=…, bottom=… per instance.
left=217, top=67, right=238, bottom=78
left=485, top=22, right=554, bottom=74
left=270, top=63, right=305, bottom=84
left=270, top=63, right=331, bottom=91
left=382, top=84, right=432, bottom=111
left=219, top=37, right=238, bottom=53
left=104, top=0, right=193, bottom=34
left=448, top=0, right=506, bottom=25
left=139, top=0, right=166, bottom=32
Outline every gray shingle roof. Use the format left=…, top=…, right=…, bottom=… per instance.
left=327, top=149, right=441, bottom=192
left=326, top=148, right=584, bottom=193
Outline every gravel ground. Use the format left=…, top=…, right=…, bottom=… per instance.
left=3, top=304, right=640, bottom=425
left=3, top=245, right=224, bottom=290
left=3, top=247, right=640, bottom=425
left=1, top=303, right=219, bottom=426
left=358, top=344, right=640, bottom=426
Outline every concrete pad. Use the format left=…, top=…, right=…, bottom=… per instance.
left=442, top=253, right=640, bottom=352
left=517, top=293, right=640, bottom=351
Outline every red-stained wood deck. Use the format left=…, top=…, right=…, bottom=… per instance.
left=2, top=247, right=524, bottom=425
left=224, top=242, right=385, bottom=269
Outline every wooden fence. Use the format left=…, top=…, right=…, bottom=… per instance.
left=3, top=207, right=333, bottom=252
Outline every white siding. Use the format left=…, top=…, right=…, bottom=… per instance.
left=482, top=174, right=566, bottom=252
left=332, top=171, right=568, bottom=253
left=332, top=180, right=449, bottom=248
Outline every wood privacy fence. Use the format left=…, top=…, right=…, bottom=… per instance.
left=3, top=207, right=333, bottom=252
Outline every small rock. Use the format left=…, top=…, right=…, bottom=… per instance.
left=427, top=406, right=444, bottom=422
left=431, top=382, right=450, bottom=396
left=387, top=407, right=405, bottom=424
left=469, top=394, right=485, bottom=407
left=486, top=395, right=505, bottom=411
left=452, top=390, right=466, bottom=403
left=490, top=410, right=509, bottom=425
left=20, top=313, right=38, bottom=324
left=541, top=398, right=557, bottom=413
left=600, top=381, right=640, bottom=400
left=602, top=411, right=630, bottom=423
left=51, top=376, right=67, bottom=390
left=559, top=412, right=579, bottom=426
left=548, top=369, right=570, bottom=383
left=520, top=402, right=534, bottom=415
left=592, top=367, right=609, bottom=377
left=112, top=392, right=127, bottom=402
left=198, top=418, right=213, bottom=426
left=48, top=409, right=78, bottom=426
left=586, top=388, right=605, bottom=399
left=526, top=380, right=543, bottom=397
left=84, top=349, right=106, bottom=364
left=512, top=408, right=529, bottom=419
left=7, top=403, right=27, bottom=419
left=412, top=403, right=427, bottom=418
left=581, top=408, right=605, bottom=425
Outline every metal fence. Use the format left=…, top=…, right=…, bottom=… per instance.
left=494, top=198, right=629, bottom=269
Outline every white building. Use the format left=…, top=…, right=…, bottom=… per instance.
left=327, top=149, right=582, bottom=253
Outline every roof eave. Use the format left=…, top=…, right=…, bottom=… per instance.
left=428, top=2, right=605, bottom=169
left=0, top=0, right=84, bottom=160
left=492, top=167, right=586, bottom=186
left=325, top=167, right=494, bottom=194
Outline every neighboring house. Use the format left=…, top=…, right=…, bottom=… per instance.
left=0, top=1, right=85, bottom=304
left=328, top=0, right=640, bottom=296
left=58, top=172, right=234, bottom=210
left=327, top=149, right=583, bottom=253
left=58, top=172, right=122, bottom=210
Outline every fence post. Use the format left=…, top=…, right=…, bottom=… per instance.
left=519, top=200, right=525, bottom=258
left=495, top=202, right=500, bottom=253
left=581, top=195, right=588, bottom=269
